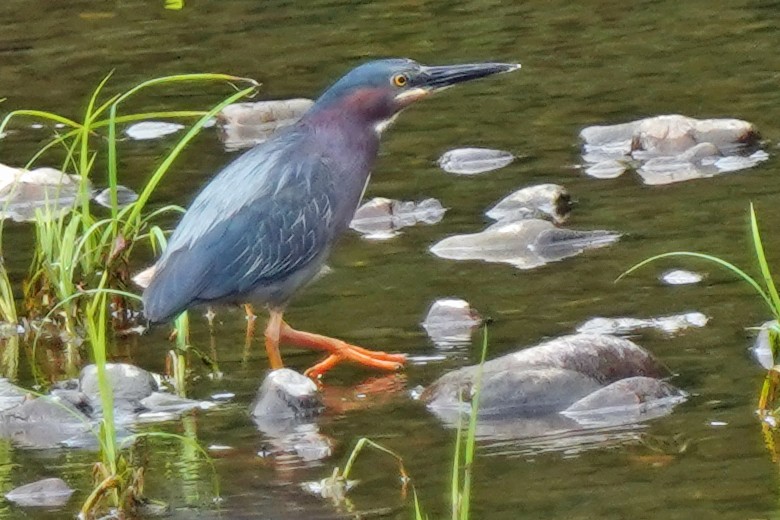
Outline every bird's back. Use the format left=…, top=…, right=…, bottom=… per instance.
left=143, top=121, right=375, bottom=323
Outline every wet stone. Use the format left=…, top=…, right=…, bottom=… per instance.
left=217, top=99, right=314, bottom=151
left=0, top=394, right=92, bottom=448
left=92, top=185, right=139, bottom=209
left=437, top=147, right=514, bottom=175
left=250, top=368, right=322, bottom=419
left=350, top=197, right=446, bottom=240
left=751, top=320, right=777, bottom=370
left=421, top=298, right=481, bottom=348
left=125, top=121, right=185, bottom=140
left=576, top=312, right=708, bottom=336
left=422, top=334, right=669, bottom=417
left=0, top=165, right=87, bottom=222
left=584, top=160, right=628, bottom=179
left=0, top=379, right=27, bottom=413
left=563, top=377, right=684, bottom=414
left=5, top=477, right=74, bottom=507
left=485, top=184, right=572, bottom=224
left=79, top=363, right=158, bottom=404
left=430, top=219, right=620, bottom=270
left=660, top=269, right=704, bottom=285
left=580, top=114, right=767, bottom=185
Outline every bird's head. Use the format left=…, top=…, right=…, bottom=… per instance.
left=310, top=58, right=521, bottom=133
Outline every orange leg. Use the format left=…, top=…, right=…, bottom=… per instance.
left=263, top=310, right=285, bottom=370
left=278, top=320, right=405, bottom=379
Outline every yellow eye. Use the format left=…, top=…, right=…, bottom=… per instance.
left=392, top=74, right=408, bottom=87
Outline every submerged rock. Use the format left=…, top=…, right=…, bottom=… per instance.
left=584, top=159, right=628, bottom=179
left=79, top=363, right=158, bottom=403
left=251, top=368, right=322, bottom=420
left=0, top=165, right=87, bottom=222
left=485, top=184, right=572, bottom=224
left=217, top=99, right=314, bottom=151
left=422, top=333, right=669, bottom=416
left=751, top=320, right=777, bottom=370
left=421, top=298, right=481, bottom=348
left=580, top=114, right=766, bottom=185
left=576, top=312, right=708, bottom=336
left=422, top=334, right=685, bottom=453
left=251, top=369, right=330, bottom=464
left=350, top=197, right=446, bottom=240
left=92, top=185, right=139, bottom=209
left=125, top=121, right=184, bottom=140
left=0, top=395, right=92, bottom=448
left=659, top=269, right=704, bottom=286
left=563, top=377, right=683, bottom=414
left=5, top=477, right=74, bottom=507
left=437, top=147, right=514, bottom=175
left=430, top=219, right=620, bottom=269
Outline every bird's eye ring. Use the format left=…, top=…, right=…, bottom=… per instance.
left=392, top=74, right=408, bottom=87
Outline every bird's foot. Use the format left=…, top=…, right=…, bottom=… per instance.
left=304, top=347, right=406, bottom=380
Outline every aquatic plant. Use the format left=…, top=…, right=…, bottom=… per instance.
left=621, top=203, right=780, bottom=413
left=0, top=73, right=259, bottom=331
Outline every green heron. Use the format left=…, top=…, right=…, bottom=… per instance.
left=142, top=58, right=520, bottom=379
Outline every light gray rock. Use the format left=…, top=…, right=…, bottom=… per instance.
left=350, top=197, right=446, bottom=239
left=5, top=477, right=73, bottom=507
left=580, top=114, right=766, bottom=185
left=576, top=312, right=708, bottom=336
left=250, top=369, right=322, bottom=420
left=430, top=219, right=620, bottom=270
left=660, top=269, right=704, bottom=285
left=0, top=379, right=27, bottom=413
left=563, top=376, right=684, bottom=414
left=79, top=363, right=158, bottom=403
left=125, top=121, right=184, bottom=140
left=437, top=147, right=514, bottom=175
left=751, top=320, right=778, bottom=370
left=422, top=334, right=669, bottom=417
left=422, top=298, right=481, bottom=348
left=485, top=184, right=572, bottom=224
left=92, top=185, right=139, bottom=209
left=0, top=395, right=92, bottom=448
left=0, top=165, right=87, bottom=222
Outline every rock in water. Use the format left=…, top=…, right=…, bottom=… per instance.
left=563, top=377, right=684, bottom=414
left=437, top=147, right=515, bottom=175
left=350, top=197, right=446, bottom=239
left=217, top=99, right=314, bottom=151
left=250, top=368, right=322, bottom=419
left=0, top=165, right=87, bottom=222
left=485, top=184, right=572, bottom=224
left=421, top=298, right=481, bottom=348
left=580, top=114, right=767, bottom=185
left=92, top=185, right=139, bottom=209
left=576, top=312, right=708, bottom=336
left=659, top=269, right=704, bottom=285
left=79, top=363, right=158, bottom=403
left=430, top=219, right=620, bottom=269
left=5, top=477, right=74, bottom=507
left=422, top=334, right=669, bottom=416
left=125, top=121, right=184, bottom=140
left=0, top=395, right=92, bottom=448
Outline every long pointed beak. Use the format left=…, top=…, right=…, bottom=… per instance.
left=418, top=62, right=521, bottom=91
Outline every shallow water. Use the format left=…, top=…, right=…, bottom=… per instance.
left=1, top=0, right=780, bottom=518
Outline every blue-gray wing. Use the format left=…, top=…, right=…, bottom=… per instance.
left=143, top=132, right=337, bottom=322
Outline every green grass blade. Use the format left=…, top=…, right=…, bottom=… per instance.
left=619, top=251, right=776, bottom=318
left=459, top=325, right=490, bottom=520
left=750, top=203, right=780, bottom=315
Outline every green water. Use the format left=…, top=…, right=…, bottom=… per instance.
left=1, top=0, right=780, bottom=518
